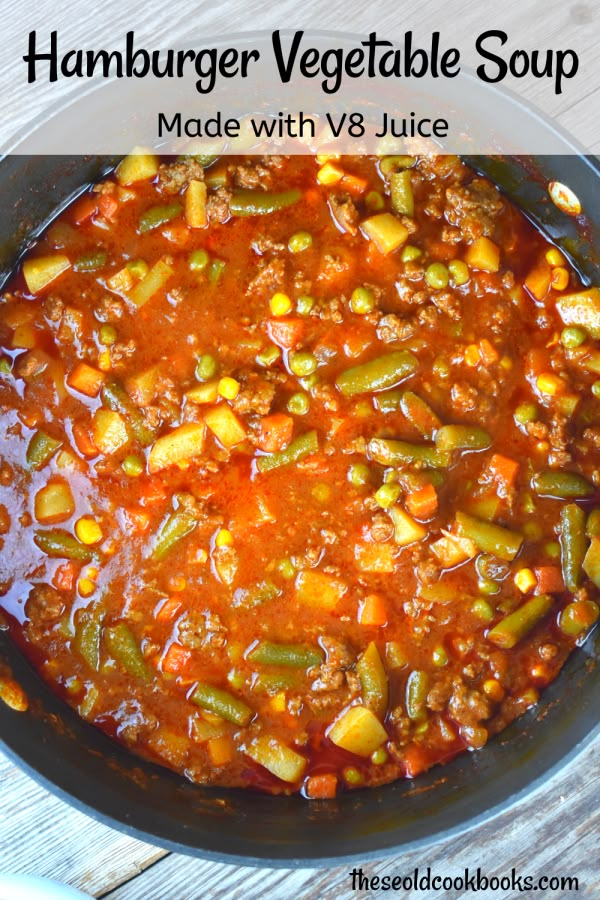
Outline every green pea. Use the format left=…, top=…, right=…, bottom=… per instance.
left=401, top=245, right=422, bottom=263
left=189, top=249, right=210, bottom=272
left=433, top=357, right=450, bottom=379
left=560, top=326, right=587, bottom=349
left=374, top=483, right=401, bottom=508
left=122, top=455, right=145, bottom=477
left=0, top=357, right=11, bottom=375
left=448, top=259, right=470, bottom=286
left=592, top=381, right=600, bottom=399
left=277, top=558, right=296, bottom=580
left=256, top=345, right=281, bottom=367
left=514, top=402, right=538, bottom=426
left=371, top=747, right=388, bottom=765
left=348, top=463, right=371, bottom=488
left=432, top=645, right=448, bottom=666
left=478, top=578, right=501, bottom=596
left=349, top=286, right=375, bottom=315
left=296, top=295, right=315, bottom=316
left=545, top=541, right=561, bottom=559
left=288, top=231, right=313, bottom=253
left=343, top=766, right=364, bottom=785
left=196, top=354, right=218, bottom=381
left=126, top=259, right=149, bottom=279
left=289, top=351, right=317, bottom=377
left=425, top=263, right=449, bottom=290
left=287, top=392, right=309, bottom=415
left=472, top=598, right=495, bottom=622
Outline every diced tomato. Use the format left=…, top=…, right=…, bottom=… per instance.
left=52, top=561, right=76, bottom=592
left=72, top=195, right=98, bottom=225
left=72, top=422, right=98, bottom=458
left=97, top=191, right=119, bottom=221
left=257, top=413, right=294, bottom=453
left=266, top=317, right=305, bottom=349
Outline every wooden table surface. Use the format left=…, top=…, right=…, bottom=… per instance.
left=1, top=0, right=599, bottom=897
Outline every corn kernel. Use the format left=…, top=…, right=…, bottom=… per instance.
left=551, top=267, right=569, bottom=291
left=514, top=567, right=536, bottom=593
left=75, top=517, right=103, bottom=545
left=500, top=356, right=513, bottom=370
left=270, top=692, right=287, bottom=713
left=78, top=578, right=96, bottom=598
left=218, top=377, right=240, bottom=400
left=536, top=373, right=565, bottom=396
left=482, top=679, right=505, bottom=702
left=97, top=350, right=112, bottom=372
left=464, top=344, right=480, bottom=366
left=269, top=292, right=293, bottom=316
left=215, top=528, right=234, bottom=547
left=545, top=247, right=566, bottom=267
left=316, top=153, right=340, bottom=164
left=316, top=162, right=344, bottom=185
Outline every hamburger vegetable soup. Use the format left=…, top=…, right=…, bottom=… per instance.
left=0, top=152, right=599, bottom=799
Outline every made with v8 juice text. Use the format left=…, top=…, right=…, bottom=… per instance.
left=0, top=152, right=598, bottom=799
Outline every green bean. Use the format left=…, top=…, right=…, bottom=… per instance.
left=336, top=351, right=419, bottom=398
left=559, top=504, right=587, bottom=592
left=368, top=437, right=451, bottom=469
left=375, top=389, right=404, bottom=413
left=190, top=682, right=253, bottom=726
left=252, top=672, right=302, bottom=693
left=138, top=203, right=183, bottom=233
left=26, top=431, right=62, bottom=470
left=256, top=430, right=318, bottom=473
left=400, top=391, right=441, bottom=438
left=586, top=509, right=600, bottom=537
left=74, top=606, right=104, bottom=671
left=455, top=511, right=523, bottom=561
left=583, top=536, right=600, bottom=588
left=247, top=641, right=323, bottom=669
left=229, top=189, right=301, bottom=216
left=435, top=424, right=492, bottom=452
left=487, top=594, right=554, bottom=649
left=357, top=642, right=388, bottom=719
left=151, top=504, right=197, bottom=561
left=531, top=470, right=594, bottom=500
left=101, top=381, right=155, bottom=447
left=34, top=529, right=97, bottom=563
left=406, top=670, right=429, bottom=721
left=104, top=623, right=151, bottom=681
left=389, top=170, right=414, bottom=217
left=74, top=251, right=108, bottom=272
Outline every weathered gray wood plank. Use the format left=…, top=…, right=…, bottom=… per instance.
left=102, top=741, right=599, bottom=900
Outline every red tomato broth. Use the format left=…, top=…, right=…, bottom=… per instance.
left=0, top=152, right=598, bottom=796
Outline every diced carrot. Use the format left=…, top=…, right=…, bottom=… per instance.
left=305, top=773, right=338, bottom=799
left=405, top=483, right=438, bottom=520
left=128, top=508, right=150, bottom=532
left=155, top=596, right=183, bottom=622
left=257, top=413, right=294, bottom=453
left=72, top=195, right=98, bottom=225
left=266, top=317, right=305, bottom=349
left=479, top=338, right=499, bottom=365
left=72, top=422, right=99, bottom=458
left=162, top=643, right=192, bottom=675
left=488, top=454, right=519, bottom=493
left=340, top=174, right=368, bottom=196
left=97, top=191, right=119, bottom=221
left=534, top=566, right=564, bottom=594
left=402, top=744, right=431, bottom=778
left=52, top=561, right=76, bottom=592
left=358, top=594, right=388, bottom=626
left=66, top=362, right=105, bottom=398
